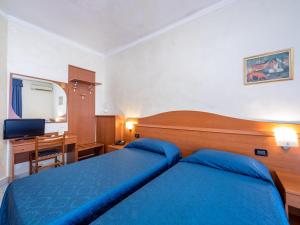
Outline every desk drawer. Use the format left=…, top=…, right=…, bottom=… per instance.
left=13, top=144, right=33, bottom=153
left=286, top=193, right=300, bottom=209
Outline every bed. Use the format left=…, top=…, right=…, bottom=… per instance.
left=0, top=138, right=180, bottom=225
left=91, top=149, right=289, bottom=225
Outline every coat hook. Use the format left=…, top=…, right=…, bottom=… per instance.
left=73, top=81, right=78, bottom=92
left=88, top=85, right=93, bottom=94
left=80, top=94, right=86, bottom=100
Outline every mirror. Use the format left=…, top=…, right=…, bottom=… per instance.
left=10, top=74, right=67, bottom=123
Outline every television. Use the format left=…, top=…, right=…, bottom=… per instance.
left=3, top=119, right=45, bottom=140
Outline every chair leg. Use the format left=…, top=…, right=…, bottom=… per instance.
left=29, top=154, right=32, bottom=175
left=35, top=160, right=39, bottom=174
left=55, top=157, right=58, bottom=167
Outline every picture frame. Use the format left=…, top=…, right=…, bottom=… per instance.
left=244, top=48, right=294, bottom=85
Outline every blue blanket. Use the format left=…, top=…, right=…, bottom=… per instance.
left=0, top=145, right=179, bottom=225
left=92, top=154, right=288, bottom=225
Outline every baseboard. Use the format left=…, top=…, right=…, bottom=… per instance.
left=15, top=172, right=29, bottom=179
left=0, top=171, right=29, bottom=187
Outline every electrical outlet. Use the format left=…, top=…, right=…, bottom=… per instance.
left=254, top=149, right=268, bottom=157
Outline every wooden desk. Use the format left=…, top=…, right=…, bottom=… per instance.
left=10, top=135, right=78, bottom=181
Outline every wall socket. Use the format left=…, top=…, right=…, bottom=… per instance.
left=254, top=149, right=268, bottom=157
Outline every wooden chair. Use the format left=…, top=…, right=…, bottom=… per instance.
left=30, top=134, right=66, bottom=174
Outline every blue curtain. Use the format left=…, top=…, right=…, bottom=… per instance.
left=12, top=78, right=23, bottom=118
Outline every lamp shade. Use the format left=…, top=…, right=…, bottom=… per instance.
left=274, top=127, right=298, bottom=149
left=125, top=121, right=135, bottom=130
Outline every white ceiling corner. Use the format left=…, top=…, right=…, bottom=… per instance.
left=0, top=0, right=234, bottom=57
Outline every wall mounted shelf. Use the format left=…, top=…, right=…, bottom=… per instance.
left=69, top=79, right=102, bottom=86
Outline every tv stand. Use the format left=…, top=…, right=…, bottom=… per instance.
left=15, top=136, right=35, bottom=142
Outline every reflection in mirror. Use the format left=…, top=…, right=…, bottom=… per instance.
left=11, top=74, right=67, bottom=123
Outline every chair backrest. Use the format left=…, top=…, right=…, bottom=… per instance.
left=35, top=134, right=66, bottom=156
left=44, top=132, right=59, bottom=137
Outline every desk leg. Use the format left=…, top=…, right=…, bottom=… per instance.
left=10, top=151, right=15, bottom=182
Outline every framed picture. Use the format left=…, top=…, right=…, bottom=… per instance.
left=244, top=48, right=294, bottom=85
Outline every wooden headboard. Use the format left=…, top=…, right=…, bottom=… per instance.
left=127, top=111, right=300, bottom=175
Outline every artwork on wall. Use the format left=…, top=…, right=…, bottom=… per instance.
left=244, top=48, right=293, bottom=85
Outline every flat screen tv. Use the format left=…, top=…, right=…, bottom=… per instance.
left=3, top=119, right=45, bottom=140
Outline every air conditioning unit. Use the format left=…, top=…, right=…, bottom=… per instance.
left=31, top=82, right=53, bottom=92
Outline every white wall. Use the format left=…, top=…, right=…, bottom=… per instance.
left=7, top=19, right=106, bottom=114
left=106, top=0, right=300, bottom=123
left=2, top=17, right=106, bottom=178
left=0, top=14, right=8, bottom=181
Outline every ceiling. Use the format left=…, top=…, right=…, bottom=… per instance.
left=0, top=0, right=223, bottom=55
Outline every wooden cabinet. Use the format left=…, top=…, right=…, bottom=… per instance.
left=276, top=171, right=300, bottom=222
left=68, top=65, right=96, bottom=145
left=96, top=115, right=124, bottom=151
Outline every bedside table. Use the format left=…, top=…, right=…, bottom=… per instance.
left=276, top=171, right=300, bottom=216
left=107, top=144, right=126, bottom=152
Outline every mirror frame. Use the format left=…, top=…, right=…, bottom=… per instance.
left=9, top=73, right=68, bottom=123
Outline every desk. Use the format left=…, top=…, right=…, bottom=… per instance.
left=10, top=135, right=78, bottom=181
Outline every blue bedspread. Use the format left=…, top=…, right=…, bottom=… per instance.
left=0, top=147, right=178, bottom=225
left=92, top=161, right=288, bottom=225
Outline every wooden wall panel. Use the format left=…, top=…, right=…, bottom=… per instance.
left=96, top=116, right=115, bottom=146
left=115, top=116, right=125, bottom=141
left=129, top=111, right=300, bottom=175
left=96, top=115, right=124, bottom=150
left=138, top=111, right=300, bottom=133
left=68, top=65, right=95, bottom=83
left=68, top=65, right=96, bottom=144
